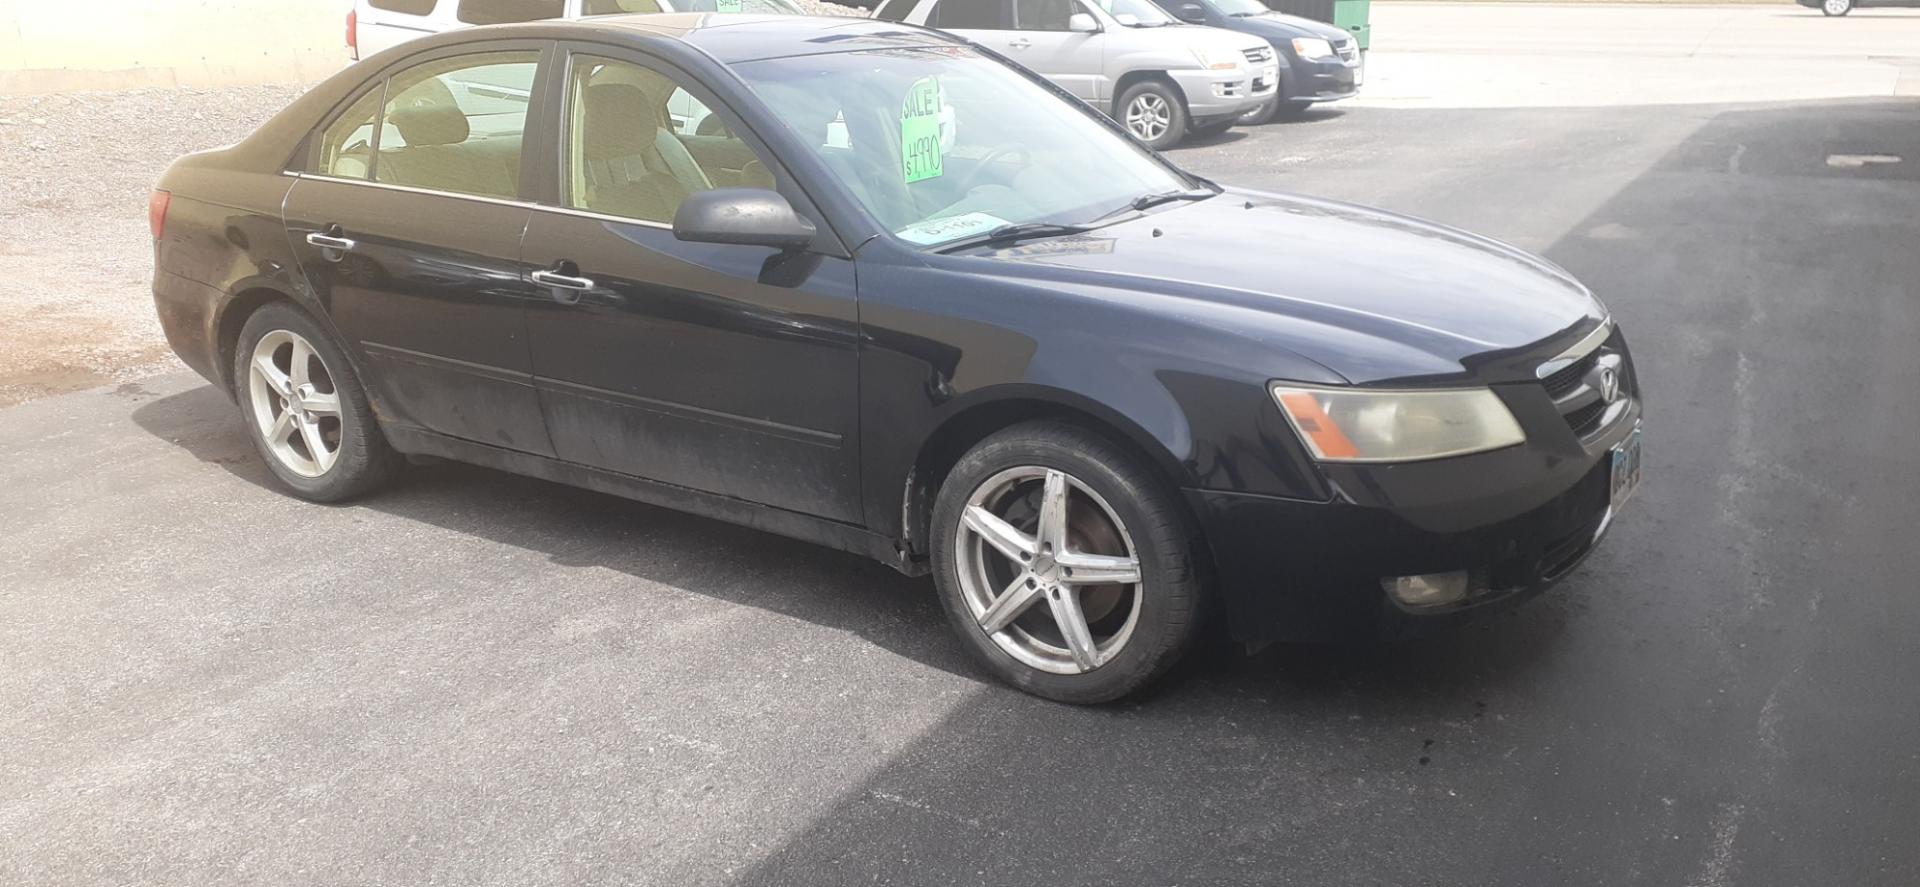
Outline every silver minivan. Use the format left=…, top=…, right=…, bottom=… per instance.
left=874, top=0, right=1276, bottom=149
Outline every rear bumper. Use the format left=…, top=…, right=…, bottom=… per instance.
left=1188, top=400, right=1640, bottom=645
left=153, top=269, right=226, bottom=389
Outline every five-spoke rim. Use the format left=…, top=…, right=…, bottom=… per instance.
left=247, top=330, right=343, bottom=478
left=1823, top=0, right=1848, bottom=12
left=1126, top=94, right=1172, bottom=143
left=955, top=466, right=1144, bottom=675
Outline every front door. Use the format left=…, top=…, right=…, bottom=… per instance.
left=286, top=46, right=555, bottom=456
left=519, top=50, right=863, bottom=523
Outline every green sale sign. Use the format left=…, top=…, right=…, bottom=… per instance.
left=900, top=76, right=942, bottom=184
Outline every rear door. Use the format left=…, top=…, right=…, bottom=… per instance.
left=516, top=48, right=863, bottom=523
left=285, top=43, right=557, bottom=456
left=1008, top=0, right=1106, bottom=102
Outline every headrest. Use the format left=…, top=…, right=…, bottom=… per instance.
left=390, top=105, right=469, bottom=147
left=582, top=83, right=664, bottom=158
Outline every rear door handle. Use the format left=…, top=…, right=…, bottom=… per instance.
left=1007, top=38, right=1031, bottom=49
left=305, top=231, right=356, bottom=259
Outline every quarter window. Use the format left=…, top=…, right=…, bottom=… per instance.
left=369, top=0, right=438, bottom=12
left=371, top=51, right=539, bottom=198
left=929, top=0, right=1011, bottom=28
left=562, top=56, right=775, bottom=224
left=457, top=0, right=564, bottom=24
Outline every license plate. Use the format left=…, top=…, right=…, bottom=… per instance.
left=1610, top=425, right=1643, bottom=511
left=1353, top=63, right=1365, bottom=87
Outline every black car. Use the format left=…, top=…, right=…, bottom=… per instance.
left=1155, top=0, right=1361, bottom=123
left=1797, top=0, right=1919, bottom=14
left=149, top=14, right=1641, bottom=703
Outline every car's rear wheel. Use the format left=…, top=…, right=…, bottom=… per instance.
left=233, top=302, right=398, bottom=502
left=1116, top=80, right=1188, bottom=151
left=1822, top=0, right=1852, bottom=14
left=931, top=421, right=1204, bottom=703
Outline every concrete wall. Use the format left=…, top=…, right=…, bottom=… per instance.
left=0, top=0, right=350, bottom=95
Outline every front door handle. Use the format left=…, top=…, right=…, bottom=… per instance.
left=530, top=267, right=595, bottom=304
left=1007, top=37, right=1032, bottom=49
left=305, top=230, right=356, bottom=261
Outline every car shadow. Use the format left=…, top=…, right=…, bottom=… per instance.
left=129, top=382, right=1570, bottom=699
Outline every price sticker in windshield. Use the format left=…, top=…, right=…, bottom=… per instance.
left=718, top=0, right=742, bottom=10
left=901, top=76, right=943, bottom=184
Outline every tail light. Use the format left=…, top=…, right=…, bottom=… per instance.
left=346, top=9, right=359, bottom=60
left=148, top=190, right=171, bottom=241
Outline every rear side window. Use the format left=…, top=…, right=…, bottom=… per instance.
left=1014, top=0, right=1076, bottom=29
left=313, top=87, right=385, bottom=179
left=457, top=0, right=564, bottom=24
left=370, top=0, right=438, bottom=12
left=583, top=0, right=664, bottom=12
left=873, top=0, right=917, bottom=21
left=929, top=0, right=1010, bottom=28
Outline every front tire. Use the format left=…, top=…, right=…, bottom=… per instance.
left=1238, top=97, right=1280, bottom=126
left=1822, top=0, right=1852, bottom=14
left=1188, top=118, right=1237, bottom=141
left=232, top=302, right=398, bottom=502
left=1115, top=80, right=1189, bottom=151
left=931, top=421, right=1205, bottom=704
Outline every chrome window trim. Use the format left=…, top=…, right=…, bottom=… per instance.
left=1534, top=319, right=1613, bottom=380
left=281, top=171, right=674, bottom=230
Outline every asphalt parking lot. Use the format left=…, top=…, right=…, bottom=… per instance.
left=5, top=5, right=1920, bottom=886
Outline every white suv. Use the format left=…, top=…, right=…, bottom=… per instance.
left=348, top=0, right=804, bottom=59
left=873, top=0, right=1275, bottom=150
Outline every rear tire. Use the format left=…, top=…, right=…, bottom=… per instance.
left=1821, top=0, right=1852, bottom=14
left=1115, top=80, right=1189, bottom=151
left=931, top=421, right=1205, bottom=704
left=232, top=302, right=399, bottom=502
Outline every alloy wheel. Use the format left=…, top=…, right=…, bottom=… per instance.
left=1126, top=94, right=1172, bottom=143
left=1822, top=0, right=1850, bottom=13
left=246, top=329, right=344, bottom=478
left=954, top=466, right=1144, bottom=675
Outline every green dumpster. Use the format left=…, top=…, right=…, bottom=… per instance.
left=1262, top=0, right=1371, bottom=51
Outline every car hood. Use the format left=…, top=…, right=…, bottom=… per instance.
left=968, top=188, right=1605, bottom=384
left=1230, top=11, right=1352, bottom=43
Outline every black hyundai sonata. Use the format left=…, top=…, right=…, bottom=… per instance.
left=149, top=14, right=1641, bottom=703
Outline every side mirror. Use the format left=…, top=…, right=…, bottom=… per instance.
left=1068, top=12, right=1099, bottom=32
left=1175, top=3, right=1206, bottom=22
left=673, top=188, right=816, bottom=251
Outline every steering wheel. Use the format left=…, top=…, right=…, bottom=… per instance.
left=953, top=144, right=1032, bottom=195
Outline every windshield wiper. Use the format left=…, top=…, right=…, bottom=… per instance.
left=1129, top=188, right=1216, bottom=211
left=933, top=222, right=1093, bottom=254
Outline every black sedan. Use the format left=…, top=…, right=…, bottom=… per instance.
left=1155, top=0, right=1363, bottom=123
left=149, top=13, right=1641, bottom=703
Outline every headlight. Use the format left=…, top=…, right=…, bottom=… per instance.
left=1270, top=384, right=1525, bottom=463
left=1291, top=37, right=1335, bottom=60
left=1191, top=46, right=1242, bottom=71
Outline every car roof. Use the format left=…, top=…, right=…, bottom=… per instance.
left=471, top=13, right=969, bottom=65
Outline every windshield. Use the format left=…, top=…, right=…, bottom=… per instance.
left=1210, top=0, right=1270, bottom=16
left=1090, top=0, right=1175, bottom=26
left=737, top=47, right=1194, bottom=248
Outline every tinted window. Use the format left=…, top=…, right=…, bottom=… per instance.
left=370, top=0, right=438, bottom=12
left=312, top=86, right=385, bottom=179
left=372, top=51, right=538, bottom=198
left=930, top=0, right=1010, bottom=28
left=1014, top=0, right=1076, bottom=29
left=457, top=0, right=564, bottom=24
left=583, top=0, right=663, bottom=12
left=873, top=0, right=917, bottom=20
left=562, top=56, right=774, bottom=224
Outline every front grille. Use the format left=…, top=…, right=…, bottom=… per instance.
left=1542, top=352, right=1598, bottom=400
left=1243, top=47, right=1274, bottom=64
left=1335, top=41, right=1359, bottom=64
left=1563, top=399, right=1608, bottom=437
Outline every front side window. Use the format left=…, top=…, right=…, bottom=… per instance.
left=929, top=0, right=1010, bottom=29
left=373, top=51, right=539, bottom=198
left=457, top=0, right=564, bottom=24
left=1090, top=0, right=1173, bottom=25
left=583, top=0, right=663, bottom=12
left=873, top=0, right=918, bottom=22
left=370, top=0, right=438, bottom=12
left=738, top=47, right=1193, bottom=246
left=1014, top=0, right=1081, bottom=29
left=563, top=56, right=774, bottom=224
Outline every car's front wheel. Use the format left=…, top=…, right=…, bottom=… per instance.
left=1821, top=0, right=1853, bottom=13
left=233, top=302, right=398, bottom=502
left=1116, top=80, right=1189, bottom=151
left=931, top=421, right=1205, bottom=703
left=1238, top=97, right=1281, bottom=126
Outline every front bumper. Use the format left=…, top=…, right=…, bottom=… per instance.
left=1281, top=56, right=1362, bottom=103
left=1189, top=397, right=1640, bottom=645
left=1170, top=65, right=1279, bottom=120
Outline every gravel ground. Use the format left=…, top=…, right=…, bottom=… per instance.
left=0, top=4, right=865, bottom=409
left=0, top=84, right=314, bottom=407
